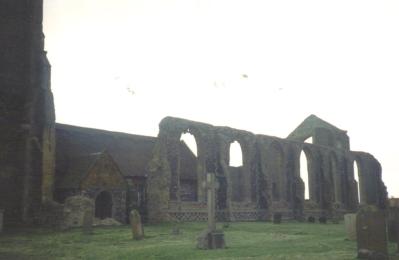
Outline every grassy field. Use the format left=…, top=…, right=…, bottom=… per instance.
left=0, top=221, right=397, bottom=260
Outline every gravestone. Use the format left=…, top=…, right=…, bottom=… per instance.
left=308, top=216, right=315, bottom=223
left=82, top=208, right=94, bottom=235
left=130, top=209, right=144, bottom=240
left=273, top=213, right=282, bottom=224
left=197, top=173, right=225, bottom=250
left=318, top=216, right=327, bottom=224
left=344, top=213, right=357, bottom=240
left=356, top=207, right=388, bottom=259
left=0, top=209, right=4, bottom=233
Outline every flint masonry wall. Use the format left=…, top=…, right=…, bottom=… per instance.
left=147, top=117, right=387, bottom=223
left=0, top=0, right=56, bottom=226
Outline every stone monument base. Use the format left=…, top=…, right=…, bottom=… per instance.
left=197, top=229, right=226, bottom=249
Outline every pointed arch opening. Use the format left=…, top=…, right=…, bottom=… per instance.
left=180, top=132, right=197, bottom=157
left=300, top=150, right=310, bottom=200
left=353, top=160, right=361, bottom=204
left=179, top=131, right=198, bottom=201
left=229, top=141, right=243, bottom=167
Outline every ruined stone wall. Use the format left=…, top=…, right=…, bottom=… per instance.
left=0, top=1, right=55, bottom=226
left=147, top=117, right=387, bottom=223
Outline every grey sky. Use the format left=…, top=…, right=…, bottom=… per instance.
left=44, top=0, right=399, bottom=197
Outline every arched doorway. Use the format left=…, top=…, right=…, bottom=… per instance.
left=95, top=191, right=113, bottom=219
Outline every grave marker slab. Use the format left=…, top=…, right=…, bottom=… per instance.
left=356, top=208, right=388, bottom=259
left=344, top=213, right=357, bottom=240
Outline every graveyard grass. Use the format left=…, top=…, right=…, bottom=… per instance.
left=0, top=222, right=397, bottom=260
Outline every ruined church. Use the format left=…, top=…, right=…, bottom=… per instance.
left=0, top=0, right=387, bottom=227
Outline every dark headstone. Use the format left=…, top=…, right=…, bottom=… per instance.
left=307, top=216, right=315, bottom=223
left=273, top=213, right=282, bottom=224
left=356, top=207, right=388, bottom=259
left=387, top=207, right=399, bottom=242
left=197, top=230, right=225, bottom=249
left=222, top=223, right=230, bottom=229
left=130, top=210, right=144, bottom=240
left=318, top=216, right=327, bottom=224
left=0, top=209, right=3, bottom=233
left=82, top=208, right=93, bottom=235
left=344, top=213, right=357, bottom=240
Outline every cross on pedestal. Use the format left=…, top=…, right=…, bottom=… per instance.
left=202, top=173, right=219, bottom=232
left=197, top=172, right=225, bottom=250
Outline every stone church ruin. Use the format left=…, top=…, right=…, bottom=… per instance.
left=0, top=0, right=388, bottom=228
left=146, top=116, right=387, bottom=223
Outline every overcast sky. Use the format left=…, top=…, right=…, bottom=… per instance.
left=43, top=0, right=399, bottom=197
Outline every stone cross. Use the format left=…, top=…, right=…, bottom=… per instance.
left=202, top=173, right=219, bottom=232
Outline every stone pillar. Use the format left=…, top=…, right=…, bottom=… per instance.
left=0, top=209, right=4, bottom=233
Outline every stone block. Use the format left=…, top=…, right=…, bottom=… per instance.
left=356, top=208, right=388, bottom=259
left=130, top=210, right=144, bottom=240
left=62, top=196, right=94, bottom=230
left=344, top=213, right=357, bottom=240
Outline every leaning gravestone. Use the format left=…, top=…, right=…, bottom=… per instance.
left=0, top=209, right=4, bottom=233
left=130, top=210, right=144, bottom=240
left=356, top=206, right=388, bottom=259
left=82, top=208, right=94, bottom=235
left=344, top=213, right=357, bottom=240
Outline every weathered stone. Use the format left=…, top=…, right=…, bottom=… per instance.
left=273, top=213, right=282, bottom=224
left=82, top=209, right=94, bottom=235
left=62, top=196, right=94, bottom=230
left=130, top=210, right=144, bottom=240
left=344, top=213, right=357, bottom=240
left=356, top=207, right=388, bottom=259
left=0, top=209, right=4, bottom=233
left=307, top=216, right=315, bottom=223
